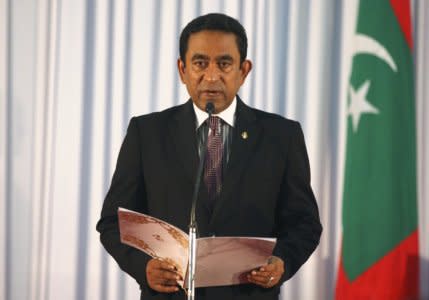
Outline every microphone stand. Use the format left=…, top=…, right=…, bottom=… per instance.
left=187, top=102, right=214, bottom=300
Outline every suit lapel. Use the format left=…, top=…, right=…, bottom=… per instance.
left=167, top=100, right=199, bottom=184
left=210, top=97, right=263, bottom=227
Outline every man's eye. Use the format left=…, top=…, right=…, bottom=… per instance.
left=219, top=61, right=232, bottom=70
left=193, top=61, right=207, bottom=68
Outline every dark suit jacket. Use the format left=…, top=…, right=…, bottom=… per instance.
left=96, top=97, right=322, bottom=300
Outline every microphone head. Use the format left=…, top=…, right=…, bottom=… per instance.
left=205, top=102, right=215, bottom=114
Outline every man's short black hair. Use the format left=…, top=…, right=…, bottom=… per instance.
left=179, top=13, right=248, bottom=65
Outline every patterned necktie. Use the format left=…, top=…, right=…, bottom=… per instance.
left=204, top=116, right=223, bottom=210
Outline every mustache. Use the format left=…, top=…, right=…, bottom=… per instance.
left=198, top=84, right=224, bottom=92
left=198, top=87, right=224, bottom=93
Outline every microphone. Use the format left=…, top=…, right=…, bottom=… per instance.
left=187, top=102, right=214, bottom=300
left=189, top=101, right=214, bottom=228
left=205, top=102, right=215, bottom=114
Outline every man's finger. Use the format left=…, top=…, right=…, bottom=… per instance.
left=247, top=276, right=275, bottom=288
left=248, top=272, right=275, bottom=283
left=159, top=270, right=181, bottom=280
left=154, top=278, right=179, bottom=286
left=250, top=269, right=270, bottom=277
left=147, top=268, right=178, bottom=280
left=149, top=259, right=177, bottom=272
left=249, top=274, right=271, bottom=284
left=247, top=272, right=279, bottom=288
left=157, top=260, right=178, bottom=271
left=261, top=263, right=276, bottom=271
left=147, top=260, right=182, bottom=278
left=146, top=258, right=183, bottom=293
left=250, top=268, right=280, bottom=281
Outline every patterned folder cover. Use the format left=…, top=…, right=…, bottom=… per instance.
left=118, top=207, right=276, bottom=288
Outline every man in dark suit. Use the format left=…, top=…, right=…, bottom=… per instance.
left=96, top=13, right=322, bottom=300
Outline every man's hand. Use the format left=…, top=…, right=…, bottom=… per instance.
left=247, top=256, right=284, bottom=288
left=146, top=258, right=182, bottom=293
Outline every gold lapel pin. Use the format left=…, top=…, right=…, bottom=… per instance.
left=241, top=131, right=248, bottom=140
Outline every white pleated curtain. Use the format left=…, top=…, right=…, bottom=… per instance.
left=0, top=0, right=428, bottom=299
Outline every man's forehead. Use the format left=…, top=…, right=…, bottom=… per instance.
left=186, top=31, right=240, bottom=57
left=187, top=31, right=237, bottom=46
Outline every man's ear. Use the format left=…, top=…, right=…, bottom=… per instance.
left=240, top=59, right=252, bottom=84
left=177, top=58, right=186, bottom=83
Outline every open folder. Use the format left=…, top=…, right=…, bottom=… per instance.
left=118, top=207, right=276, bottom=288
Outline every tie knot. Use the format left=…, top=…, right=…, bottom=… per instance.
left=207, top=116, right=221, bottom=132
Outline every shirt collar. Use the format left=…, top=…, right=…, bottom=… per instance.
left=193, top=97, right=237, bottom=129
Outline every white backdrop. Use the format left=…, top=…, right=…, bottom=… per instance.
left=0, top=0, right=428, bottom=299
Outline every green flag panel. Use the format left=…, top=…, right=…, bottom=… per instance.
left=342, top=0, right=417, bottom=280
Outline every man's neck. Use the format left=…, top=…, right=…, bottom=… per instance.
left=193, top=97, right=237, bottom=129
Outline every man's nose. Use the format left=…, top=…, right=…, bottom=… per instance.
left=203, top=63, right=221, bottom=82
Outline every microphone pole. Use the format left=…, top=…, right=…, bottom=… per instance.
left=187, top=102, right=214, bottom=300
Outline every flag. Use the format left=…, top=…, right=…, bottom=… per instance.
left=336, top=0, right=419, bottom=299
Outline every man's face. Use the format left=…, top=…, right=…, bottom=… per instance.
left=178, top=30, right=252, bottom=113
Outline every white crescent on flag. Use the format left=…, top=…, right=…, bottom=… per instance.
left=353, top=33, right=397, bottom=72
